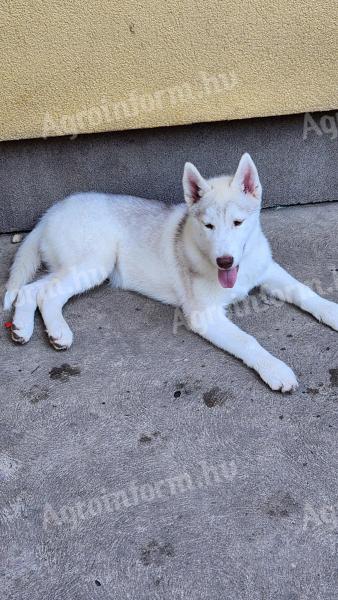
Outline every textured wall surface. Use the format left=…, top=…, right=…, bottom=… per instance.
left=1, top=112, right=337, bottom=233
left=1, top=0, right=337, bottom=141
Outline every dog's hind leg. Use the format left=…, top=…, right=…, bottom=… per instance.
left=261, top=261, right=338, bottom=331
left=11, top=275, right=53, bottom=344
left=37, top=263, right=110, bottom=350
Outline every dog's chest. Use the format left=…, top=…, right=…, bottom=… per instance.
left=191, top=260, right=266, bottom=309
left=226, top=261, right=267, bottom=305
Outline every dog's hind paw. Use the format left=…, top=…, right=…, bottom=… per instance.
left=11, top=322, right=32, bottom=345
left=47, top=322, right=73, bottom=350
left=3, top=289, right=18, bottom=311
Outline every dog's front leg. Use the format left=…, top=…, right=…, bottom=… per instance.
left=187, top=306, right=298, bottom=392
left=260, top=261, right=338, bottom=331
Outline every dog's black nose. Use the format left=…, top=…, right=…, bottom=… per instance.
left=216, top=255, right=234, bottom=269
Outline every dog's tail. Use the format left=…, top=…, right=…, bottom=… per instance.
left=3, top=223, right=43, bottom=311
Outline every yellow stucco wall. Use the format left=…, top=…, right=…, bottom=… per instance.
left=1, top=0, right=337, bottom=141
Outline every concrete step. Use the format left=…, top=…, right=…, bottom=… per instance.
left=1, top=111, right=337, bottom=232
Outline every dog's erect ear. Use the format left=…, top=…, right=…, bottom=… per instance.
left=231, top=153, right=262, bottom=201
left=183, top=162, right=211, bottom=206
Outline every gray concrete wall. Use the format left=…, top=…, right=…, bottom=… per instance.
left=0, top=111, right=337, bottom=232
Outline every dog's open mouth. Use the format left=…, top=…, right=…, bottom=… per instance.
left=218, top=265, right=239, bottom=289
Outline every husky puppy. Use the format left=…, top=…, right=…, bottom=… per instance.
left=4, top=154, right=338, bottom=391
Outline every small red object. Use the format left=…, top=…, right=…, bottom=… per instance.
left=4, top=321, right=12, bottom=329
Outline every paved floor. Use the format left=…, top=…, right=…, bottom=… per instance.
left=1, top=203, right=338, bottom=600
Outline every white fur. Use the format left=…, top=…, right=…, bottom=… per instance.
left=5, top=153, right=338, bottom=390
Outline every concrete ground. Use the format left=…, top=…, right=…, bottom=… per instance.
left=1, top=203, right=337, bottom=600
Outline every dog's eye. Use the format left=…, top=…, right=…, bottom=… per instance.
left=234, top=220, right=243, bottom=227
left=205, top=223, right=214, bottom=230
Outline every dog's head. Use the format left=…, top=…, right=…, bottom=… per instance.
left=183, top=153, right=262, bottom=288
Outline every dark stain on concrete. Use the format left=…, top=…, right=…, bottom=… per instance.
left=139, top=431, right=162, bottom=445
left=329, top=368, right=338, bottom=386
left=264, top=492, right=300, bottom=518
left=140, top=541, right=175, bottom=566
left=49, top=363, right=81, bottom=382
left=306, top=387, right=319, bottom=395
left=203, top=387, right=226, bottom=408
left=24, top=385, right=49, bottom=404
left=175, top=380, right=202, bottom=396
left=281, top=593, right=298, bottom=600
left=139, top=434, right=152, bottom=444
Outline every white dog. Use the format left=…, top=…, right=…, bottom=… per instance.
left=4, top=153, right=338, bottom=391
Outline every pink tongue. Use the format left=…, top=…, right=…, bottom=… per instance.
left=218, top=267, right=238, bottom=288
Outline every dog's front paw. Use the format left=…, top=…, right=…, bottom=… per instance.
left=255, top=356, right=298, bottom=393
left=317, top=300, right=338, bottom=332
